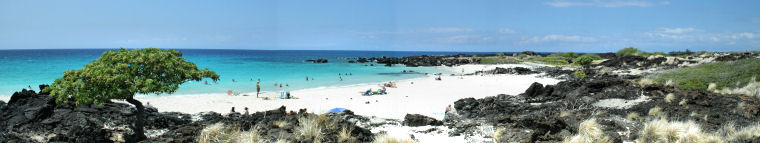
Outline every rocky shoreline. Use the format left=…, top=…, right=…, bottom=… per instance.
left=2, top=51, right=759, bottom=142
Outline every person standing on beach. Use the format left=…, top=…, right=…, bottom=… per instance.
left=256, top=80, right=261, bottom=98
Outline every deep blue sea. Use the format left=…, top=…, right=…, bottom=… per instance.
left=0, top=49, right=491, bottom=96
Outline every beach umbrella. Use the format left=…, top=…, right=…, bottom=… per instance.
left=328, top=108, right=347, bottom=113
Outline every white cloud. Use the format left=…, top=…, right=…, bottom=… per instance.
left=498, top=28, right=518, bottom=34
left=431, top=35, right=494, bottom=44
left=646, top=27, right=758, bottom=45
left=544, top=0, right=669, bottom=8
left=424, top=27, right=473, bottom=33
left=658, top=27, right=699, bottom=34
left=519, top=34, right=596, bottom=44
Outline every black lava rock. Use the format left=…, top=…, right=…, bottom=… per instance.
left=403, top=114, right=443, bottom=126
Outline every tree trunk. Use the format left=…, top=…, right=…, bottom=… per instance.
left=126, top=98, right=147, bottom=142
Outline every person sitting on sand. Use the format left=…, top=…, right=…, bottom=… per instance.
left=227, top=90, right=233, bottom=96
left=230, top=107, right=236, bottom=114
left=364, top=88, right=372, bottom=96
left=244, top=107, right=249, bottom=115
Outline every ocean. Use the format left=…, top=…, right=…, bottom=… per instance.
left=0, top=49, right=489, bottom=96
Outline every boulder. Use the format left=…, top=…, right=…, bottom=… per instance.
left=403, top=114, right=443, bottom=126
left=305, top=59, right=328, bottom=63
left=512, top=67, right=533, bottom=74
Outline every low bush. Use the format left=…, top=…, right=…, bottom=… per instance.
left=655, top=58, right=760, bottom=92
left=573, top=71, right=587, bottom=78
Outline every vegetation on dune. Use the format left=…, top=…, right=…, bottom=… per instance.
left=653, top=58, right=760, bottom=95
left=541, top=56, right=570, bottom=65
left=44, top=48, right=220, bottom=141
left=573, top=71, right=586, bottom=78
left=617, top=47, right=668, bottom=57
left=479, top=57, right=522, bottom=64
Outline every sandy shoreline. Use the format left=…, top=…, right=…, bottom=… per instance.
left=0, top=64, right=560, bottom=120
left=136, top=64, right=560, bottom=120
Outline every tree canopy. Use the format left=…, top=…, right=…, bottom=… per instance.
left=44, top=48, right=220, bottom=105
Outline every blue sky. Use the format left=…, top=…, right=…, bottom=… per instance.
left=1, top=0, right=758, bottom=52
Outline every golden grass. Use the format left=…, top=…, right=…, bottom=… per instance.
left=296, top=115, right=324, bottom=142
left=198, top=123, right=241, bottom=143
left=338, top=126, right=354, bottom=143
left=274, top=120, right=289, bottom=128
left=237, top=129, right=261, bottom=143
left=372, top=133, right=414, bottom=143
left=493, top=128, right=505, bottom=143
left=626, top=113, right=640, bottom=121
left=649, top=106, right=665, bottom=118
left=638, top=78, right=655, bottom=87
left=665, top=93, right=677, bottom=103
left=563, top=118, right=611, bottom=143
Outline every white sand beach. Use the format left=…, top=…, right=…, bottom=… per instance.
left=137, top=64, right=561, bottom=120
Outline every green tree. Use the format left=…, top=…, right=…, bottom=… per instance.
left=44, top=48, right=220, bottom=141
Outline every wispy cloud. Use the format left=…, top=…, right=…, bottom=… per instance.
left=658, top=27, right=700, bottom=34
left=646, top=27, right=758, bottom=45
left=544, top=0, right=669, bottom=8
left=498, top=28, right=518, bottom=34
left=519, top=34, right=596, bottom=45
left=749, top=18, right=760, bottom=24
left=424, top=27, right=473, bottom=33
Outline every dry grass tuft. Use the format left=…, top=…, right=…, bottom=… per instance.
left=679, top=99, right=689, bottom=106
left=637, top=119, right=706, bottom=142
left=338, top=126, right=354, bottom=143
left=626, top=113, right=640, bottom=121
left=649, top=106, right=665, bottom=118
left=690, top=112, right=699, bottom=117
left=563, top=118, right=610, bottom=143
left=717, top=81, right=760, bottom=98
left=237, top=128, right=261, bottom=143
left=493, top=128, right=505, bottom=143
left=560, top=111, right=571, bottom=117
left=198, top=123, right=241, bottom=143
left=708, top=83, right=718, bottom=91
left=372, top=133, right=415, bottom=143
left=296, top=115, right=324, bottom=142
left=638, top=78, right=655, bottom=87
left=665, top=93, right=677, bottom=103
left=274, top=120, right=289, bottom=128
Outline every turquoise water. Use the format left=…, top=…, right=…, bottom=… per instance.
left=0, top=49, right=485, bottom=96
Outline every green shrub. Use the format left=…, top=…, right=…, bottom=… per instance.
left=480, top=58, right=495, bottom=63
left=560, top=52, right=579, bottom=59
left=617, top=47, right=643, bottom=57
left=655, top=58, right=760, bottom=91
left=573, top=71, right=587, bottom=78
left=573, top=55, right=595, bottom=67
left=496, top=52, right=505, bottom=57
left=518, top=54, right=528, bottom=59
left=542, top=56, right=570, bottom=65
